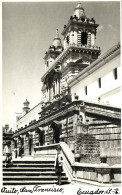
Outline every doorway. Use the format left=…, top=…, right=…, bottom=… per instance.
left=39, top=131, right=45, bottom=146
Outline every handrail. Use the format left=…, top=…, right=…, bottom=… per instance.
left=33, top=142, right=74, bottom=182
left=60, top=142, right=74, bottom=182
left=60, top=142, right=75, bottom=164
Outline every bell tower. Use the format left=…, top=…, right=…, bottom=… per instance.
left=23, top=98, right=30, bottom=116
left=44, top=29, right=63, bottom=71
left=60, top=2, right=101, bottom=91
left=62, top=2, right=99, bottom=49
left=42, top=30, right=63, bottom=103
left=41, top=2, right=101, bottom=103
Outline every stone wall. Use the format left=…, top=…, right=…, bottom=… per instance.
left=75, top=133, right=100, bottom=164
left=87, top=117, right=121, bottom=165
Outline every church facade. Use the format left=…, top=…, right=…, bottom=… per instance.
left=11, top=2, right=121, bottom=185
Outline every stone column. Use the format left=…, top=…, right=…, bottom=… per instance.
left=59, top=78, right=60, bottom=94
left=16, top=138, right=19, bottom=157
left=57, top=78, right=60, bottom=95
left=87, top=32, right=91, bottom=46
left=77, top=31, right=81, bottom=46
left=30, top=132, right=34, bottom=157
left=48, top=87, right=50, bottom=101
left=51, top=86, right=54, bottom=101
left=13, top=138, right=17, bottom=158
left=55, top=80, right=57, bottom=96
left=74, top=30, right=77, bottom=45
left=49, top=87, right=51, bottom=101
left=46, top=87, right=48, bottom=101
left=70, top=31, right=74, bottom=45
left=91, top=33, right=95, bottom=46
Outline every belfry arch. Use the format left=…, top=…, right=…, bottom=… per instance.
left=81, top=32, right=87, bottom=45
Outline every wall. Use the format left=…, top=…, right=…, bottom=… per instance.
left=71, top=54, right=121, bottom=107
left=17, top=103, right=41, bottom=129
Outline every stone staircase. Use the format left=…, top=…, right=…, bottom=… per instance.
left=2, top=155, right=69, bottom=185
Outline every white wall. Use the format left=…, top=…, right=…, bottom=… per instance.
left=71, top=54, right=121, bottom=107
left=17, top=103, right=41, bottom=129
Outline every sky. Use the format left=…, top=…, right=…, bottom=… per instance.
left=2, top=1, right=120, bottom=128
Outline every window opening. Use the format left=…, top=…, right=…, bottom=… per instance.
left=81, top=32, right=87, bottom=45
left=98, top=78, right=101, bottom=88
left=85, top=86, right=87, bottom=95
left=113, top=68, right=117, bottom=80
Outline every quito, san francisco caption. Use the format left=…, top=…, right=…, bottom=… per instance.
left=1, top=185, right=121, bottom=195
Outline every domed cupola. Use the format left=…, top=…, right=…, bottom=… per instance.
left=53, top=29, right=63, bottom=49
left=44, top=29, right=63, bottom=71
left=73, top=1, right=86, bottom=20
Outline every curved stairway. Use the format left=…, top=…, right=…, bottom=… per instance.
left=2, top=155, right=69, bottom=185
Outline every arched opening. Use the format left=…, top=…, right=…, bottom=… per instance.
left=39, top=131, right=45, bottom=146
left=81, top=32, right=87, bottom=45
left=35, top=128, right=45, bottom=146
left=18, top=136, right=24, bottom=157
left=50, top=121, right=62, bottom=143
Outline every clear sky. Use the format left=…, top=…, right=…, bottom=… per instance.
left=2, top=1, right=120, bottom=128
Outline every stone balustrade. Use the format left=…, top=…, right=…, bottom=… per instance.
left=33, top=142, right=121, bottom=185
left=72, top=162, right=121, bottom=184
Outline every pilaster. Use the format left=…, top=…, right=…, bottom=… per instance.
left=91, top=33, right=95, bottom=46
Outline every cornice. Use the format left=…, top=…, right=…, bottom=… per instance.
left=13, top=101, right=80, bottom=137
left=13, top=100, right=121, bottom=138
left=61, top=20, right=99, bottom=36
left=41, top=44, right=100, bottom=82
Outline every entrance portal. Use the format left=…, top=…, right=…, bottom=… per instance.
left=35, top=128, right=45, bottom=146
left=50, top=121, right=62, bottom=143
left=39, top=131, right=45, bottom=146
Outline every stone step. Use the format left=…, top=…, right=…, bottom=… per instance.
left=3, top=160, right=55, bottom=164
left=3, top=163, right=54, bottom=168
left=3, top=175, right=68, bottom=181
left=3, top=179, right=69, bottom=185
left=3, top=167, right=55, bottom=172
left=3, top=171, right=66, bottom=176
left=2, top=157, right=70, bottom=185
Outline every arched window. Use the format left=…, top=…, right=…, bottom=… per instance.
left=81, top=32, right=87, bottom=45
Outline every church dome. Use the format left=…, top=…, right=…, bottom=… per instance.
left=23, top=98, right=30, bottom=106
left=52, top=29, right=63, bottom=48
left=73, top=1, right=86, bottom=19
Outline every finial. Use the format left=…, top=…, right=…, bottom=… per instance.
left=73, top=1, right=86, bottom=19
left=75, top=1, right=83, bottom=9
left=77, top=1, right=81, bottom=6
